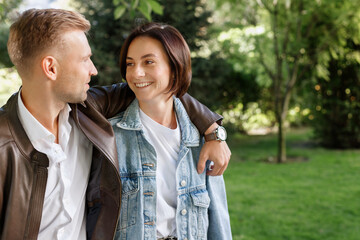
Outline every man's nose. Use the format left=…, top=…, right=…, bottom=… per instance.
left=90, top=60, right=98, bottom=76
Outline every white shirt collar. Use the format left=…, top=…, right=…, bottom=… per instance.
left=17, top=90, right=72, bottom=145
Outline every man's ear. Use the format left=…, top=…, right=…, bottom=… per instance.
left=41, top=56, right=58, bottom=80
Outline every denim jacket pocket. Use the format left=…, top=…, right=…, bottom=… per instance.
left=190, top=190, right=210, bottom=239
left=118, top=176, right=140, bottom=230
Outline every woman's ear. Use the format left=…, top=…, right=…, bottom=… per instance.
left=41, top=56, right=58, bottom=81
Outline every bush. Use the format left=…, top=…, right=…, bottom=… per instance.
left=312, top=53, right=360, bottom=148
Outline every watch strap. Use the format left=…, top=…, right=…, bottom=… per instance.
left=204, top=131, right=217, bottom=142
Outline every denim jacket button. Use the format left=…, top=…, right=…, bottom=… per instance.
left=180, top=180, right=186, bottom=187
left=181, top=209, right=187, bottom=215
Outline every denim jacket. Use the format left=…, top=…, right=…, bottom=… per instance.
left=109, top=98, right=232, bottom=240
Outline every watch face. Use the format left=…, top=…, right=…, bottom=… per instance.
left=217, top=126, right=227, bottom=141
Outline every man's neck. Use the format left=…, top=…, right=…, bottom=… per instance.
left=20, top=88, right=65, bottom=143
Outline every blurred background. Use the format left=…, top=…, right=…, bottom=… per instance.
left=1, top=0, right=359, bottom=239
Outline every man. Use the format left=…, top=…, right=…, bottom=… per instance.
left=0, top=9, right=230, bottom=240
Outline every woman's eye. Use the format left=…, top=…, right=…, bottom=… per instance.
left=146, top=60, right=154, bottom=64
left=126, top=62, right=134, bottom=67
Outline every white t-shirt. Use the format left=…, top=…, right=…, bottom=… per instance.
left=17, top=92, right=92, bottom=240
left=139, top=109, right=180, bottom=238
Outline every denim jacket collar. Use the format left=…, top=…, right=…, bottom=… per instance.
left=115, top=97, right=200, bottom=146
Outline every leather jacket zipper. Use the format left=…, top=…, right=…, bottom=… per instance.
left=24, top=158, right=48, bottom=240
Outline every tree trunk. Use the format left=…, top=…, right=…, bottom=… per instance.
left=277, top=116, right=287, bottom=163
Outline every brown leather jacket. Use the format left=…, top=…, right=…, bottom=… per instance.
left=0, top=83, right=222, bottom=240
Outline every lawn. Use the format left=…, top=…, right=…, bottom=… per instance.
left=224, top=128, right=360, bottom=240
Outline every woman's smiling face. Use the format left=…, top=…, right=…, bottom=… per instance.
left=125, top=36, right=173, bottom=104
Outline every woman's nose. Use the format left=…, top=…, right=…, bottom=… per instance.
left=134, top=65, right=145, bottom=77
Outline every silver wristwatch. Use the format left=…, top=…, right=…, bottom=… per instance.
left=204, top=126, right=227, bottom=142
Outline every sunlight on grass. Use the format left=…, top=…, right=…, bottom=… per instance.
left=224, top=128, right=360, bottom=240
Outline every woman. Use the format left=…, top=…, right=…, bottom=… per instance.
left=110, top=22, right=232, bottom=240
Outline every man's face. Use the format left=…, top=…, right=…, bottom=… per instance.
left=53, top=30, right=98, bottom=103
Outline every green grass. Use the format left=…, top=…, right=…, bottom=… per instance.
left=224, top=128, right=360, bottom=240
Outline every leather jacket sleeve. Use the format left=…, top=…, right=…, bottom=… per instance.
left=179, top=93, right=223, bottom=135
left=86, top=83, right=223, bottom=135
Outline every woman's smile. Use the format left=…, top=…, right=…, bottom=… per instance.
left=134, top=82, right=153, bottom=88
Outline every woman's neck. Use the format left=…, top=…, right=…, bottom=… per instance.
left=138, top=96, right=177, bottom=129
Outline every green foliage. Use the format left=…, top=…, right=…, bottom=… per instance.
left=209, top=0, right=360, bottom=159
left=311, top=42, right=360, bottom=148
left=221, top=101, right=309, bottom=134
left=152, top=0, right=212, bottom=52
left=0, top=0, right=22, bottom=68
left=226, top=128, right=360, bottom=239
left=299, top=1, right=360, bottom=148
left=189, top=53, right=260, bottom=111
left=113, top=0, right=163, bottom=21
left=114, top=5, right=126, bottom=20
left=0, top=0, right=22, bottom=22
left=305, top=0, right=360, bottom=79
left=0, top=67, right=21, bottom=106
left=0, top=24, right=12, bottom=68
left=222, top=102, right=275, bottom=134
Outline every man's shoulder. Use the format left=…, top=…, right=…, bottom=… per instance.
left=0, top=93, right=19, bottom=148
left=0, top=111, right=14, bottom=148
left=0, top=101, right=12, bottom=129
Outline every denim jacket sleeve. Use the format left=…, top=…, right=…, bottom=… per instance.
left=206, top=174, right=232, bottom=239
left=86, top=83, right=223, bottom=135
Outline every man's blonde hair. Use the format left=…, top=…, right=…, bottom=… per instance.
left=7, top=8, right=90, bottom=73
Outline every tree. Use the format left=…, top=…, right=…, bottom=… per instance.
left=0, top=0, right=22, bottom=68
left=212, top=0, right=360, bottom=162
left=305, top=2, right=360, bottom=148
left=311, top=40, right=360, bottom=148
